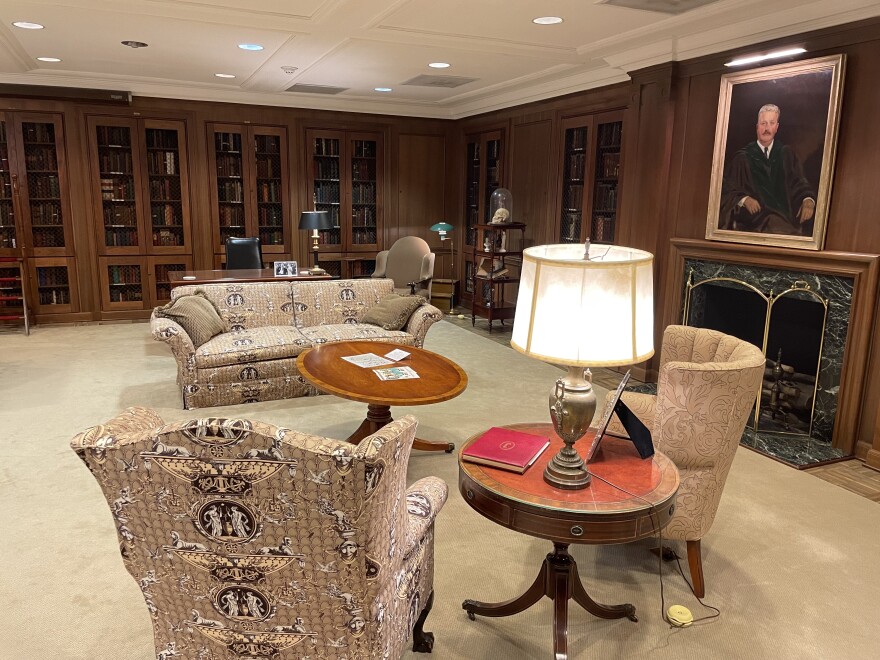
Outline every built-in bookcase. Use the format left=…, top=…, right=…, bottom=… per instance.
left=208, top=123, right=290, bottom=258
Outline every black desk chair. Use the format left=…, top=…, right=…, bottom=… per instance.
left=225, top=236, right=263, bottom=270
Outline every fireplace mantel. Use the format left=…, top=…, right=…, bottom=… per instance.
left=664, top=238, right=880, bottom=457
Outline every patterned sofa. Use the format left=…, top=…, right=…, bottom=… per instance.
left=151, top=278, right=443, bottom=409
left=71, top=407, right=447, bottom=659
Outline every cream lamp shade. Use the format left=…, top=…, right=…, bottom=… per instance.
left=511, top=243, right=655, bottom=367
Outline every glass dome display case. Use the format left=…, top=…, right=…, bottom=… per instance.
left=488, top=188, right=513, bottom=224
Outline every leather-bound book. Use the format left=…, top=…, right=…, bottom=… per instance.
left=462, top=427, right=550, bottom=474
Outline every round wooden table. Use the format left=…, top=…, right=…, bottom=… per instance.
left=297, top=340, right=468, bottom=452
left=459, top=422, right=679, bottom=660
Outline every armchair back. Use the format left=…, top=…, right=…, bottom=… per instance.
left=71, top=407, right=430, bottom=659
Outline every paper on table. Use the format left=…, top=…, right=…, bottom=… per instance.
left=341, top=353, right=394, bottom=368
left=373, top=366, right=420, bottom=381
left=384, top=348, right=410, bottom=361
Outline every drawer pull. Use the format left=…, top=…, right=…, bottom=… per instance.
left=466, top=489, right=474, bottom=500
left=570, top=525, right=584, bottom=537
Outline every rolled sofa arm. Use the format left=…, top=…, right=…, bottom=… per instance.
left=404, top=303, right=444, bottom=348
left=150, top=310, right=196, bottom=386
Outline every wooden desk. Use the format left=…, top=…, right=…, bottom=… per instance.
left=169, top=269, right=333, bottom=286
left=297, top=340, right=468, bottom=453
left=459, top=423, right=679, bottom=660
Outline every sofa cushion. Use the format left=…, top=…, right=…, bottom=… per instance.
left=194, top=326, right=312, bottom=369
left=291, top=279, right=395, bottom=328
left=172, top=282, right=294, bottom=331
left=361, top=294, right=426, bottom=330
left=155, top=291, right=225, bottom=348
left=300, top=323, right=413, bottom=346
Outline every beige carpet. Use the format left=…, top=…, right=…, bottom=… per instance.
left=0, top=320, right=877, bottom=659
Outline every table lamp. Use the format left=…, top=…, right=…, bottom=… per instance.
left=299, top=210, right=333, bottom=275
left=511, top=242, right=654, bottom=489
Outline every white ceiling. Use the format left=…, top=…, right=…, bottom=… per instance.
left=0, top=0, right=878, bottom=119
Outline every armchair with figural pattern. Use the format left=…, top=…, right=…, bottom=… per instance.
left=71, top=407, right=446, bottom=659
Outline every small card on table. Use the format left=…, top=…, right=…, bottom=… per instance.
left=384, top=348, right=411, bottom=361
left=373, top=366, right=420, bottom=381
left=342, top=353, right=393, bottom=368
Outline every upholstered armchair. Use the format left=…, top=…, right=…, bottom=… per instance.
left=605, top=325, right=764, bottom=597
left=71, top=407, right=447, bottom=659
left=373, top=236, right=435, bottom=298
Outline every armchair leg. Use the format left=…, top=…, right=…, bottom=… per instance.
left=686, top=540, right=705, bottom=598
left=412, top=589, right=435, bottom=653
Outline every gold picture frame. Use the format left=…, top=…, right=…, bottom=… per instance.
left=706, top=54, right=845, bottom=251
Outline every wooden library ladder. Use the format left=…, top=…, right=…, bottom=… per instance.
left=0, top=258, right=30, bottom=335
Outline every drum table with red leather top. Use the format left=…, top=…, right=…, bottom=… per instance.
left=459, top=422, right=679, bottom=660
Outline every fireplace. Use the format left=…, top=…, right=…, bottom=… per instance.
left=667, top=239, right=880, bottom=468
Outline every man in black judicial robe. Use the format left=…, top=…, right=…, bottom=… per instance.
left=720, top=104, right=816, bottom=235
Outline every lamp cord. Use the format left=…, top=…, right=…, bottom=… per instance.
left=589, top=471, right=721, bottom=627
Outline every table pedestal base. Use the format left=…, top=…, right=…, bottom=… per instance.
left=345, top=403, right=455, bottom=453
left=462, top=542, right=637, bottom=660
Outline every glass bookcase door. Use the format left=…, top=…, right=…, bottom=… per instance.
left=100, top=257, right=145, bottom=310
left=0, top=118, right=18, bottom=256
left=30, top=257, right=78, bottom=314
left=465, top=140, right=479, bottom=248
left=591, top=120, right=623, bottom=243
left=349, top=136, right=379, bottom=250
left=559, top=124, right=589, bottom=243
left=254, top=132, right=284, bottom=249
left=18, top=117, right=73, bottom=256
left=484, top=137, right=502, bottom=220
left=145, top=126, right=187, bottom=252
left=95, top=123, right=141, bottom=253
left=213, top=129, right=246, bottom=250
left=310, top=133, right=342, bottom=249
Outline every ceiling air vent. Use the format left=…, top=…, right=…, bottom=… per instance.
left=598, top=0, right=721, bottom=15
left=285, top=83, right=348, bottom=95
left=402, top=75, right=477, bottom=89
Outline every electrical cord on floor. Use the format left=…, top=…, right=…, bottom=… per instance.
left=590, top=471, right=721, bottom=627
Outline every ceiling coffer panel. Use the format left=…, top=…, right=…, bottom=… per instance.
left=402, top=75, right=477, bottom=89
left=598, top=0, right=722, bottom=15
left=285, top=84, right=349, bottom=94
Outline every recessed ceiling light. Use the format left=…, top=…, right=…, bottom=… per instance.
left=533, top=16, right=563, bottom=25
left=12, top=21, right=44, bottom=30
left=374, top=87, right=393, bottom=93
left=238, top=43, right=264, bottom=51
left=214, top=73, right=236, bottom=78
left=428, top=62, right=450, bottom=69
left=121, top=40, right=148, bottom=49
left=724, top=47, right=807, bottom=67
left=36, top=57, right=61, bottom=63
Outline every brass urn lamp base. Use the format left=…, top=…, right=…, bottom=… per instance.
left=544, top=366, right=596, bottom=490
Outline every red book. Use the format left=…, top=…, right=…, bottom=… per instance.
left=462, top=427, right=550, bottom=474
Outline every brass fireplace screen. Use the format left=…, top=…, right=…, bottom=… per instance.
left=683, top=272, right=828, bottom=438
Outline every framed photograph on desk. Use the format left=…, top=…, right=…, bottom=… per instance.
left=273, top=261, right=298, bottom=276
left=585, top=370, right=631, bottom=463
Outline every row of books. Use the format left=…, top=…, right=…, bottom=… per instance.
left=22, top=123, right=56, bottom=144
left=25, top=148, right=58, bottom=171
left=215, top=133, right=242, bottom=153
left=31, top=202, right=63, bottom=224
left=216, top=154, right=242, bottom=177
left=96, top=127, right=132, bottom=148
left=150, top=178, right=181, bottom=200
left=36, top=267, right=69, bottom=287
left=254, top=136, right=281, bottom=154
left=29, top=227, right=64, bottom=248
left=102, top=177, right=135, bottom=201
left=151, top=204, right=181, bottom=227
left=152, top=229, right=183, bottom=246
left=146, top=130, right=179, bottom=150
left=28, top=174, right=61, bottom=198
left=147, top=150, right=177, bottom=176
left=100, top=150, right=133, bottom=174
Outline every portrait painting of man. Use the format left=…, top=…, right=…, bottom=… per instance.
left=706, top=55, right=845, bottom=250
